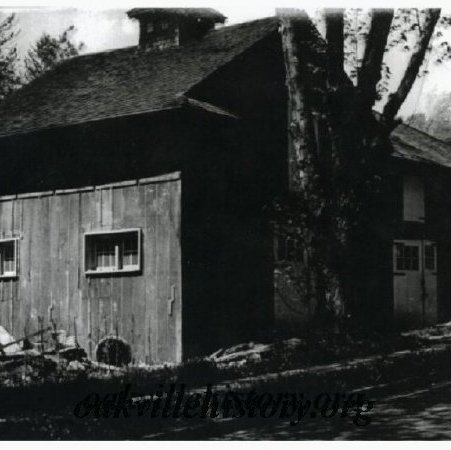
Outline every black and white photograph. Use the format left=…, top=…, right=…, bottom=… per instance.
left=0, top=0, right=450, bottom=441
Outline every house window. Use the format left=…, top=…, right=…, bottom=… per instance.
left=146, top=22, right=154, bottom=33
left=0, top=239, right=18, bottom=278
left=425, top=244, right=436, bottom=271
left=161, top=21, right=169, bottom=30
left=85, top=229, right=141, bottom=275
left=403, top=175, right=425, bottom=222
left=395, top=243, right=419, bottom=271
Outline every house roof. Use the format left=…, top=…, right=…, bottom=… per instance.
left=390, top=122, right=451, bottom=169
left=1, top=12, right=450, bottom=172
left=0, top=17, right=278, bottom=137
left=127, top=8, right=226, bottom=22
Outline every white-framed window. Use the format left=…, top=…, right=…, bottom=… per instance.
left=85, top=229, right=141, bottom=275
left=403, top=175, right=425, bottom=222
left=0, top=238, right=18, bottom=278
left=395, top=242, right=420, bottom=271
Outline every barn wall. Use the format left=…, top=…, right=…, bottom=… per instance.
left=365, top=161, right=451, bottom=330
left=0, top=173, right=182, bottom=364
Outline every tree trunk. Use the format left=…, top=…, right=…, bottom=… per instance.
left=325, top=9, right=344, bottom=86
left=279, top=11, right=315, bottom=191
left=277, top=8, right=440, bottom=331
left=356, top=9, right=394, bottom=116
left=279, top=11, right=346, bottom=325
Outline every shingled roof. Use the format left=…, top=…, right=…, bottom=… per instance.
left=0, top=17, right=278, bottom=137
left=391, top=122, right=451, bottom=168
left=1, top=13, right=449, bottom=171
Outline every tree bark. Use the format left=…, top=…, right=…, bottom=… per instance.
left=279, top=11, right=315, bottom=191
left=279, top=11, right=346, bottom=325
left=325, top=9, right=344, bottom=85
left=382, top=8, right=441, bottom=127
left=356, top=9, right=394, bottom=115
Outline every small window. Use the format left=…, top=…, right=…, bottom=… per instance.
left=395, top=243, right=419, bottom=271
left=403, top=175, right=425, bottom=222
left=85, top=229, right=141, bottom=275
left=161, top=21, right=169, bottom=30
left=146, top=22, right=154, bottom=33
left=425, top=244, right=436, bottom=271
left=0, top=239, right=18, bottom=278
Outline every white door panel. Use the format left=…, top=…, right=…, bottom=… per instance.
left=393, top=240, right=437, bottom=328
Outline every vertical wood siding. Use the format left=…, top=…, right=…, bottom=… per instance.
left=0, top=173, right=182, bottom=364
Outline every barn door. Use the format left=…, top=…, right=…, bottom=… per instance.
left=393, top=240, right=437, bottom=328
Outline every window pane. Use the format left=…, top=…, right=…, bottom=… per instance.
left=425, top=245, right=436, bottom=271
left=3, top=242, right=14, bottom=272
left=0, top=241, right=16, bottom=275
left=96, top=237, right=115, bottom=269
left=395, top=244, right=419, bottom=271
left=123, top=235, right=138, bottom=267
left=86, top=230, right=140, bottom=274
left=411, top=246, right=419, bottom=270
left=403, top=175, right=425, bottom=222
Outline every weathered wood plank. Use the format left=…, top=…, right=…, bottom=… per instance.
left=145, top=184, right=158, bottom=363
left=0, top=174, right=182, bottom=363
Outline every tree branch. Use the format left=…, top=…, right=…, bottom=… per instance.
left=382, top=8, right=441, bottom=127
left=325, top=8, right=344, bottom=85
left=356, top=9, right=394, bottom=115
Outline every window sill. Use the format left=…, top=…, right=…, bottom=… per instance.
left=85, top=267, right=140, bottom=276
left=402, top=218, right=425, bottom=223
left=0, top=274, right=18, bottom=279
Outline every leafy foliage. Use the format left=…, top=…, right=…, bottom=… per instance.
left=23, top=25, right=84, bottom=83
left=343, top=9, right=451, bottom=98
left=0, top=16, right=84, bottom=101
left=0, top=13, right=21, bottom=101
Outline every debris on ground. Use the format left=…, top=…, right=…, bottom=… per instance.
left=208, top=338, right=304, bottom=369
left=402, top=321, right=451, bottom=342
left=0, top=320, right=449, bottom=389
left=0, top=326, right=21, bottom=355
left=0, top=324, right=92, bottom=387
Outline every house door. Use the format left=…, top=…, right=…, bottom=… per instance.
left=393, top=240, right=437, bottom=328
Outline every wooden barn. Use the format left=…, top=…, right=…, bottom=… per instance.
left=0, top=8, right=449, bottom=363
left=0, top=9, right=286, bottom=363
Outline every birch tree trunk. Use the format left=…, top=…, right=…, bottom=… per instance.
left=279, top=11, right=345, bottom=327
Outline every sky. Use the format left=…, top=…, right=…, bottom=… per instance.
left=1, top=2, right=451, bottom=121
